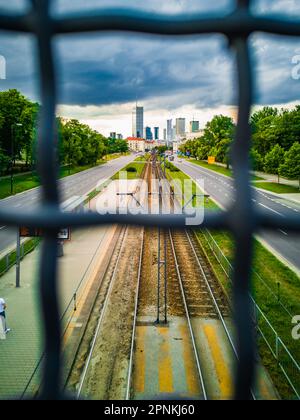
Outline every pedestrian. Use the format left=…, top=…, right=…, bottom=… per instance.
left=0, top=297, right=10, bottom=334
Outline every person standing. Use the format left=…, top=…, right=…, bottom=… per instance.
left=0, top=297, right=10, bottom=334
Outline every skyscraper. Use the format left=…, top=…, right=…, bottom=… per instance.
left=190, top=120, right=199, bottom=132
left=132, top=106, right=144, bottom=138
left=145, top=126, right=153, bottom=140
left=176, top=118, right=186, bottom=136
left=167, top=119, right=172, bottom=143
left=163, top=128, right=167, bottom=141
left=154, top=127, right=159, bottom=140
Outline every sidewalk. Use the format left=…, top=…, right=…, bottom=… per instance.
left=0, top=217, right=116, bottom=399
left=0, top=178, right=140, bottom=399
left=253, top=171, right=299, bottom=188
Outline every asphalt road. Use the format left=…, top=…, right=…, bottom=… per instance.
left=0, top=154, right=135, bottom=254
left=174, top=158, right=300, bottom=273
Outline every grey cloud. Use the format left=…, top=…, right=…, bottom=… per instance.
left=0, top=0, right=299, bottom=111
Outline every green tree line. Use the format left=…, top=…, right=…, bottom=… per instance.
left=179, top=106, right=300, bottom=183
left=0, top=89, right=128, bottom=176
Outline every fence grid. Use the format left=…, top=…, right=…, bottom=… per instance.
left=0, top=0, right=300, bottom=400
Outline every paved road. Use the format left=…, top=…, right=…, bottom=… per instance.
left=0, top=154, right=135, bottom=254
left=174, top=158, right=300, bottom=273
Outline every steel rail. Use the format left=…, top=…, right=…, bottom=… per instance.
left=168, top=229, right=208, bottom=401
left=185, top=229, right=257, bottom=400
left=125, top=161, right=151, bottom=400
left=76, top=225, right=128, bottom=399
left=125, top=227, right=145, bottom=400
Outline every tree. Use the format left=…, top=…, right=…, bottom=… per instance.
left=264, top=144, right=285, bottom=183
left=279, top=142, right=300, bottom=189
left=250, top=148, right=264, bottom=171
left=0, top=89, right=33, bottom=157
left=0, top=148, right=9, bottom=175
left=59, top=118, right=108, bottom=168
left=251, top=107, right=279, bottom=157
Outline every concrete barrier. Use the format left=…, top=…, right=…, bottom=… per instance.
left=0, top=315, right=6, bottom=340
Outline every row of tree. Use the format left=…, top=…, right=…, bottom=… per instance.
left=179, top=106, right=300, bottom=182
left=0, top=89, right=128, bottom=175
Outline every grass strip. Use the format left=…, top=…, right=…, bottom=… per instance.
left=255, top=182, right=300, bottom=194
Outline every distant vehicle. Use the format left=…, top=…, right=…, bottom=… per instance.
left=169, top=155, right=174, bottom=161
left=178, top=159, right=182, bottom=163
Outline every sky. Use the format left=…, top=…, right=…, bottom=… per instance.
left=0, top=0, right=300, bottom=137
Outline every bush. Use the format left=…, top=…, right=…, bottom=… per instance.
left=126, top=166, right=137, bottom=173
left=165, top=161, right=179, bottom=172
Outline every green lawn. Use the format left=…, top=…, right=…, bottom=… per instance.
left=111, top=162, right=146, bottom=180
left=255, top=182, right=300, bottom=194
left=167, top=164, right=300, bottom=399
left=187, top=158, right=263, bottom=181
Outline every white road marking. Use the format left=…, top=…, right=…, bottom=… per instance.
left=278, top=229, right=288, bottom=236
left=0, top=226, right=6, bottom=230
left=259, top=202, right=284, bottom=217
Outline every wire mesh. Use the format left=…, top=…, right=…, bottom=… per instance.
left=0, top=0, right=300, bottom=400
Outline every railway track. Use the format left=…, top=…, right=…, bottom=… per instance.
left=71, top=157, right=253, bottom=400
left=76, top=224, right=129, bottom=398
left=158, top=159, right=256, bottom=400
left=71, top=162, right=150, bottom=399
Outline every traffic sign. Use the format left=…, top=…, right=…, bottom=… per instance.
left=19, top=227, right=70, bottom=240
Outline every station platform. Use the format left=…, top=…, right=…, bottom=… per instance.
left=133, top=316, right=279, bottom=400
left=0, top=222, right=115, bottom=399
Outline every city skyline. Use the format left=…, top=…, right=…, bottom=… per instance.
left=1, top=2, right=300, bottom=139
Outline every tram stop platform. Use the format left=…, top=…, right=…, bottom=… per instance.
left=133, top=316, right=279, bottom=400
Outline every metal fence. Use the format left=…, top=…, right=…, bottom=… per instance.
left=201, top=228, right=300, bottom=398
left=0, top=0, right=300, bottom=400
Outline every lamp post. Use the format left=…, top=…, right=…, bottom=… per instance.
left=10, top=122, right=23, bottom=195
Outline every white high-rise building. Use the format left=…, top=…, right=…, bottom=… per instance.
left=167, top=119, right=172, bottom=143
left=132, top=106, right=144, bottom=138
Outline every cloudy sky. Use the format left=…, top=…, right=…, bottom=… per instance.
left=0, top=0, right=300, bottom=137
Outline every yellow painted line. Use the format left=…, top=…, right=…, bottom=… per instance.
left=179, top=324, right=201, bottom=396
left=258, top=375, right=277, bottom=400
left=134, top=326, right=146, bottom=393
left=203, top=324, right=233, bottom=399
left=158, top=327, right=174, bottom=393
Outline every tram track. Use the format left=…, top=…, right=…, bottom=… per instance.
left=69, top=161, right=150, bottom=400
left=158, top=160, right=257, bottom=400
left=70, top=156, right=251, bottom=400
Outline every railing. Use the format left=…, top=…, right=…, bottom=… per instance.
left=0, top=239, right=40, bottom=277
left=0, top=0, right=300, bottom=400
left=201, top=228, right=300, bottom=399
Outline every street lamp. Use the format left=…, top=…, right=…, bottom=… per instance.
left=10, top=122, right=23, bottom=195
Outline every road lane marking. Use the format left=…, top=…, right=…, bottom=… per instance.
left=259, top=203, right=284, bottom=217
left=0, top=226, right=6, bottom=230
left=278, top=229, right=288, bottom=236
